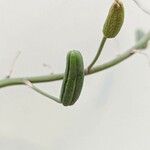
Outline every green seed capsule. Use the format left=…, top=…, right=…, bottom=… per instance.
left=103, top=0, right=124, bottom=38
left=60, top=50, right=84, bottom=106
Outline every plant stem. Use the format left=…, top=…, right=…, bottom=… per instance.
left=24, top=80, right=61, bottom=104
left=0, top=31, right=149, bottom=89
left=132, top=0, right=150, bottom=16
left=87, top=36, right=107, bottom=72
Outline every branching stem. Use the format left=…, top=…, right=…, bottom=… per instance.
left=87, top=36, right=107, bottom=73
left=0, top=31, right=149, bottom=89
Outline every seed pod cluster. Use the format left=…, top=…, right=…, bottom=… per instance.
left=60, top=50, right=84, bottom=106
left=103, top=0, right=124, bottom=38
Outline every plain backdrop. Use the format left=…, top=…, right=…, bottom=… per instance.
left=0, top=0, right=150, bottom=150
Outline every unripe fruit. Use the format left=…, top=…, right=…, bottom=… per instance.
left=60, top=50, right=84, bottom=106
left=103, top=0, right=124, bottom=38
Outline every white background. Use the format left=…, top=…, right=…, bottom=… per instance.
left=0, top=0, right=150, bottom=149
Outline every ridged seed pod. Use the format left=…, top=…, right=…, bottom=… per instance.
left=60, top=50, right=84, bottom=106
left=103, top=0, right=124, bottom=38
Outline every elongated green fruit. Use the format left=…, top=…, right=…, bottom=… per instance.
left=60, top=50, right=84, bottom=106
left=103, top=0, right=124, bottom=38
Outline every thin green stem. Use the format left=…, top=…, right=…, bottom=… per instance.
left=0, top=31, right=149, bottom=89
left=24, top=80, right=61, bottom=104
left=87, top=36, right=107, bottom=72
left=132, top=0, right=150, bottom=16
